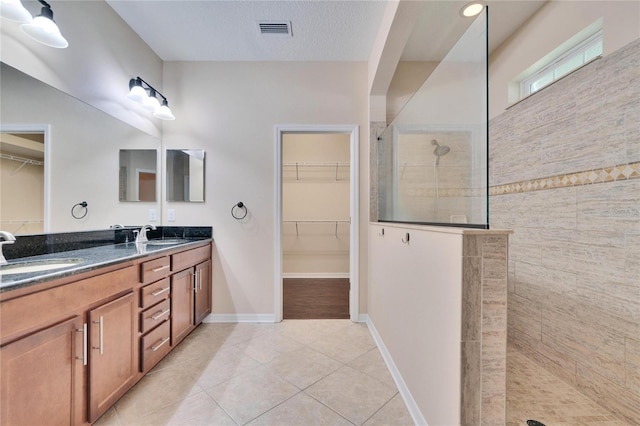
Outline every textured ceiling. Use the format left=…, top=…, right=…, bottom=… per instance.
left=106, top=0, right=547, bottom=62
left=106, top=0, right=388, bottom=61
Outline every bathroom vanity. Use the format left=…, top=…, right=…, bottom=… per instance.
left=0, top=229, right=212, bottom=425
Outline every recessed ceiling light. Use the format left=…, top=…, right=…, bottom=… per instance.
left=460, top=2, right=484, bottom=18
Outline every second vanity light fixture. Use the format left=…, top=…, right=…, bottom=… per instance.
left=0, top=0, right=68, bottom=48
left=127, top=77, right=176, bottom=121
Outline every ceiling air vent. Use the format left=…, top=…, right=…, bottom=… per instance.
left=257, top=21, right=292, bottom=36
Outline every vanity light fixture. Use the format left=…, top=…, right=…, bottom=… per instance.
left=460, top=1, right=484, bottom=18
left=19, top=0, right=68, bottom=48
left=127, top=77, right=175, bottom=121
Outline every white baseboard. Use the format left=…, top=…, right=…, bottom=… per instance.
left=282, top=273, right=350, bottom=279
left=365, top=316, right=428, bottom=426
left=204, top=314, right=277, bottom=323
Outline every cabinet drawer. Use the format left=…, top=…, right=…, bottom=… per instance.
left=140, top=299, right=170, bottom=334
left=140, top=257, right=170, bottom=284
left=140, top=278, right=170, bottom=309
left=140, top=320, right=171, bottom=373
left=171, top=245, right=210, bottom=272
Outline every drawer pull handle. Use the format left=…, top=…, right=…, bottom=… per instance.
left=151, top=337, right=170, bottom=351
left=152, top=265, right=170, bottom=273
left=151, top=309, right=170, bottom=320
left=151, top=287, right=170, bottom=297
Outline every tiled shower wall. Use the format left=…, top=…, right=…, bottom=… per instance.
left=489, top=38, right=640, bottom=423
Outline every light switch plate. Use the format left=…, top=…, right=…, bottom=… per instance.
left=168, top=209, right=176, bottom=222
left=148, top=209, right=157, bottom=221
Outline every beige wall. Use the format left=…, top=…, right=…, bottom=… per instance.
left=161, top=61, right=369, bottom=318
left=490, top=37, right=640, bottom=423
left=282, top=133, right=350, bottom=275
left=489, top=0, right=640, bottom=118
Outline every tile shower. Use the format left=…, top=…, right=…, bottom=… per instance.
left=490, top=38, right=640, bottom=423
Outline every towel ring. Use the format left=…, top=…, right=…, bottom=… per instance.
left=71, top=201, right=88, bottom=219
left=231, top=202, right=247, bottom=220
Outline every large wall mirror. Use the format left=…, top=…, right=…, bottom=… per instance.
left=0, top=62, right=161, bottom=234
left=119, top=150, right=158, bottom=202
left=167, top=150, right=205, bottom=202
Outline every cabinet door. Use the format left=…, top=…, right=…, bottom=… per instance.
left=171, top=268, right=195, bottom=346
left=1, top=316, right=85, bottom=425
left=194, top=260, right=212, bottom=325
left=88, top=292, right=137, bottom=422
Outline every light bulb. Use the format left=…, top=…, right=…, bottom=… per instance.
left=143, top=94, right=160, bottom=111
left=127, top=85, right=147, bottom=102
left=0, top=0, right=32, bottom=23
left=153, top=102, right=175, bottom=120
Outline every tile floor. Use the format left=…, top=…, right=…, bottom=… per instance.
left=506, top=345, right=627, bottom=426
left=95, top=320, right=414, bottom=426
left=95, top=320, right=629, bottom=426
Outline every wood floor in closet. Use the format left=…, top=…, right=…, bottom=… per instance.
left=283, top=278, right=350, bottom=319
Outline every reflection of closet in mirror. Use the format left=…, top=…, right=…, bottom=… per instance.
left=166, top=150, right=205, bottom=202
left=0, top=132, right=45, bottom=234
left=119, top=150, right=157, bottom=202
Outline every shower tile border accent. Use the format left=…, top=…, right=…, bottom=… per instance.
left=490, top=161, right=640, bottom=196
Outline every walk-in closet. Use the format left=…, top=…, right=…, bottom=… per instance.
left=281, top=133, right=350, bottom=319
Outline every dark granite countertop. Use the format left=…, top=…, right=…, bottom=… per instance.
left=0, top=239, right=211, bottom=293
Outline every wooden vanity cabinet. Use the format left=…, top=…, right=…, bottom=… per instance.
left=170, top=246, right=213, bottom=347
left=87, top=292, right=137, bottom=422
left=0, top=316, right=85, bottom=425
left=0, top=241, right=212, bottom=425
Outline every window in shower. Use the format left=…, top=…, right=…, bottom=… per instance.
left=376, top=7, right=488, bottom=228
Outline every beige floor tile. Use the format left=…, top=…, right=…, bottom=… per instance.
left=306, top=366, right=397, bottom=425
left=247, top=392, right=352, bottom=426
left=131, top=391, right=237, bottom=425
left=275, top=319, right=352, bottom=345
left=209, top=322, right=278, bottom=347
left=93, top=407, right=121, bottom=426
left=233, top=329, right=305, bottom=364
left=363, top=394, right=413, bottom=426
left=205, top=365, right=300, bottom=425
left=348, top=348, right=397, bottom=389
left=185, top=345, right=264, bottom=390
left=267, top=346, right=343, bottom=389
left=114, top=367, right=203, bottom=423
left=308, top=323, right=376, bottom=364
left=506, top=345, right=628, bottom=426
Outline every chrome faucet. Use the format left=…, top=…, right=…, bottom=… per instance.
left=133, top=224, right=156, bottom=244
left=0, top=231, right=16, bottom=265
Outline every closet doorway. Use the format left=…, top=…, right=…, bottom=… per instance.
left=275, top=125, right=359, bottom=322
left=0, top=126, right=49, bottom=235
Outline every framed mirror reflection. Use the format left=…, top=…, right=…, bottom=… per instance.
left=166, top=149, right=205, bottom=202
left=119, top=149, right=158, bottom=202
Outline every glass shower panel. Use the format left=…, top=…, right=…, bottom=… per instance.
left=377, top=8, right=488, bottom=228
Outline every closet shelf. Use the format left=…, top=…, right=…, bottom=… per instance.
left=283, top=220, right=350, bottom=237
left=283, top=162, right=349, bottom=181
left=1, top=153, right=44, bottom=166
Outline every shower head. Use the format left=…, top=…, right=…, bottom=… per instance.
left=431, top=139, right=450, bottom=158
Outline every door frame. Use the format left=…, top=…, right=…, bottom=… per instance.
left=274, top=125, right=359, bottom=322
left=0, top=124, right=51, bottom=233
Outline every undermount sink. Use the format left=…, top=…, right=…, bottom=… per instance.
left=144, top=239, right=189, bottom=246
left=0, top=258, right=84, bottom=276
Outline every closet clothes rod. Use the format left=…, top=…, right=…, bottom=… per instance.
left=0, top=153, right=44, bottom=166
left=283, top=162, right=349, bottom=181
left=283, top=220, right=350, bottom=237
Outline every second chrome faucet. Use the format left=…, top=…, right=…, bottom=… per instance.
left=133, top=224, right=156, bottom=244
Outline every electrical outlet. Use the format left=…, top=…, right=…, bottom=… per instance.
left=168, top=209, right=176, bottom=222
left=148, top=209, right=157, bottom=221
